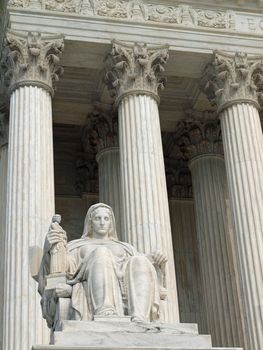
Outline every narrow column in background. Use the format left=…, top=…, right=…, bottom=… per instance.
left=178, top=117, right=245, bottom=348
left=0, top=108, right=8, bottom=350
left=3, top=31, right=64, bottom=350
left=165, top=157, right=204, bottom=329
left=202, top=51, right=263, bottom=350
left=105, top=40, right=179, bottom=322
left=81, top=109, right=123, bottom=237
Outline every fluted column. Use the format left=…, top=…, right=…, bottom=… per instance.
left=106, top=41, right=179, bottom=322
left=179, top=117, right=245, bottom=347
left=0, top=109, right=8, bottom=350
left=3, top=31, right=64, bottom=350
left=202, top=51, right=263, bottom=350
left=81, top=109, right=123, bottom=236
left=165, top=158, right=203, bottom=329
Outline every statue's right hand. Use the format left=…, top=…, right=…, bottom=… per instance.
left=46, top=223, right=67, bottom=247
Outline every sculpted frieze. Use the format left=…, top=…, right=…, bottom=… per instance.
left=196, top=9, right=235, bottom=29
left=97, top=0, right=128, bottom=18
left=8, top=0, right=236, bottom=31
left=45, top=0, right=77, bottom=13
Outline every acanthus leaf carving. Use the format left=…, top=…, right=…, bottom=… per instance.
left=105, top=40, right=169, bottom=103
left=3, top=30, right=64, bottom=95
left=169, top=110, right=223, bottom=161
left=165, top=158, right=193, bottom=199
left=81, top=107, right=119, bottom=154
left=201, top=51, right=263, bottom=111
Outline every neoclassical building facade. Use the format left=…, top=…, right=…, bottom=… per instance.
left=1, top=0, right=263, bottom=349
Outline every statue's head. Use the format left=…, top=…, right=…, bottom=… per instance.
left=82, top=203, right=118, bottom=240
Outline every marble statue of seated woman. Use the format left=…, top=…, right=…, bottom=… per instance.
left=38, top=203, right=168, bottom=327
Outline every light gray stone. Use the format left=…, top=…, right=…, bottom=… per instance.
left=38, top=203, right=169, bottom=330
left=48, top=320, right=212, bottom=348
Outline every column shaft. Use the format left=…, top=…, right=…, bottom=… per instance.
left=3, top=86, right=55, bottom=349
left=119, top=94, right=179, bottom=322
left=190, top=155, right=245, bottom=347
left=97, top=147, right=123, bottom=237
left=169, top=199, right=204, bottom=329
left=220, top=102, right=263, bottom=349
left=0, top=142, right=8, bottom=350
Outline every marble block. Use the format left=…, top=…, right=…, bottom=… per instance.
left=33, top=319, right=214, bottom=349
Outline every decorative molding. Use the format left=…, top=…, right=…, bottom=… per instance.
left=7, top=0, right=236, bottom=32
left=75, top=153, right=99, bottom=194
left=3, top=30, right=64, bottom=95
left=105, top=40, right=169, bottom=104
left=201, top=51, right=263, bottom=112
left=165, top=158, right=193, bottom=199
left=81, top=108, right=118, bottom=154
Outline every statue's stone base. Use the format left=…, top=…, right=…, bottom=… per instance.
left=32, top=318, right=242, bottom=350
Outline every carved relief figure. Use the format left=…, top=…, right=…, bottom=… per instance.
left=38, top=203, right=167, bottom=328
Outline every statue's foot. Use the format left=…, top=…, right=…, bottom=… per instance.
left=94, top=306, right=117, bottom=317
left=131, top=315, right=146, bottom=323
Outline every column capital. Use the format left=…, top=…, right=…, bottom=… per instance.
left=105, top=40, right=169, bottom=105
left=201, top=50, right=263, bottom=113
left=176, top=112, right=223, bottom=161
left=3, top=30, right=64, bottom=96
left=82, top=108, right=119, bottom=155
left=0, top=106, right=8, bottom=148
left=165, top=158, right=193, bottom=200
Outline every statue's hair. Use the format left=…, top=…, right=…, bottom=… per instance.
left=81, top=203, right=118, bottom=240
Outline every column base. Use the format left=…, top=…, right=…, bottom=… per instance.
left=32, top=319, right=243, bottom=350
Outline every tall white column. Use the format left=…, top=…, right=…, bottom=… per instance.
left=202, top=51, right=263, bottom=350
left=106, top=41, right=179, bottom=322
left=81, top=110, right=123, bottom=236
left=0, top=109, right=8, bottom=350
left=3, top=31, right=64, bottom=350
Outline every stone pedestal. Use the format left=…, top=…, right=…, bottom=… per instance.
left=2, top=31, right=64, bottom=350
left=106, top=41, right=179, bottom=322
left=32, top=319, right=242, bottom=350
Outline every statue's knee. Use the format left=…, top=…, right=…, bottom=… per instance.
left=130, top=255, right=150, bottom=268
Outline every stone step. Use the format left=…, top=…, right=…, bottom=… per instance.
left=52, top=320, right=212, bottom=348
left=31, top=320, right=243, bottom=350
left=33, top=346, right=243, bottom=350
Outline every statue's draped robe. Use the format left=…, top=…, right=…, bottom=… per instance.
left=38, top=238, right=160, bottom=324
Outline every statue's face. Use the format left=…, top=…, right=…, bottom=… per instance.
left=92, top=207, right=111, bottom=238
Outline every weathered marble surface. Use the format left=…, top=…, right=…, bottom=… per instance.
left=38, top=203, right=168, bottom=329
left=203, top=51, right=263, bottom=350
left=2, top=31, right=64, bottom=350
left=37, top=319, right=213, bottom=348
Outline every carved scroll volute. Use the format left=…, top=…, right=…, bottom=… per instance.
left=105, top=40, right=169, bottom=105
left=3, top=30, right=64, bottom=96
